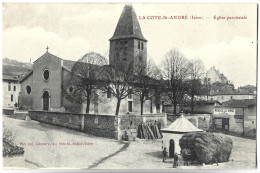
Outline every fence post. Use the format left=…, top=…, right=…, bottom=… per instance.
left=81, top=114, right=85, bottom=131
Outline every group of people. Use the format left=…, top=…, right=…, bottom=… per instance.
left=162, top=147, right=179, bottom=168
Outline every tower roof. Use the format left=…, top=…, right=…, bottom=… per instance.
left=109, top=4, right=147, bottom=42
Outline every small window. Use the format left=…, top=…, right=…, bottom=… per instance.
left=252, top=121, right=254, bottom=124
left=11, top=94, right=13, bottom=102
left=13, top=86, right=16, bottom=91
left=141, top=42, right=144, bottom=50
left=107, top=88, right=112, bottom=98
left=8, top=85, right=11, bottom=91
left=138, top=41, right=140, bottom=49
left=43, top=69, right=50, bottom=81
left=128, top=101, right=133, bottom=112
left=26, top=85, right=31, bottom=94
left=231, top=96, right=233, bottom=100
left=69, top=86, right=74, bottom=93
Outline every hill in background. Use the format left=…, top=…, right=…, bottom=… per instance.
left=2, top=58, right=32, bottom=77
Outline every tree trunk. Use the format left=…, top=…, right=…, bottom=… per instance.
left=191, top=95, right=194, bottom=114
left=173, top=99, right=177, bottom=114
left=140, top=93, right=144, bottom=115
left=86, top=96, right=91, bottom=114
left=141, top=101, right=144, bottom=115
left=115, top=99, right=121, bottom=115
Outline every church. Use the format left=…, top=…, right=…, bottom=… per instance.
left=19, top=4, right=162, bottom=115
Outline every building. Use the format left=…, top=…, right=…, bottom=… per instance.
left=2, top=75, right=20, bottom=108
left=212, top=99, right=256, bottom=137
left=19, top=4, right=162, bottom=115
left=211, top=89, right=255, bottom=103
left=183, top=100, right=221, bottom=114
left=109, top=4, right=147, bottom=74
left=206, top=66, right=228, bottom=84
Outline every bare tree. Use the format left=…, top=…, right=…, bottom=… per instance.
left=134, top=57, right=163, bottom=115
left=101, top=59, right=136, bottom=115
left=187, top=59, right=205, bottom=113
left=160, top=48, right=191, bottom=114
left=63, top=52, right=107, bottom=114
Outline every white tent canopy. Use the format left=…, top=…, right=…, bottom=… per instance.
left=161, top=114, right=203, bottom=133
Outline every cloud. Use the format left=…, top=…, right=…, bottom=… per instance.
left=179, top=36, right=257, bottom=87
left=3, top=26, right=93, bottom=62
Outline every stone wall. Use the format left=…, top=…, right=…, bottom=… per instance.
left=29, top=111, right=83, bottom=131
left=84, top=114, right=115, bottom=138
left=28, top=111, right=166, bottom=140
left=28, top=111, right=116, bottom=138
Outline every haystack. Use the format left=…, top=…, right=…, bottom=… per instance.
left=179, top=132, right=233, bottom=164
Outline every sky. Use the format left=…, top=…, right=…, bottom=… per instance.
left=2, top=3, right=257, bottom=87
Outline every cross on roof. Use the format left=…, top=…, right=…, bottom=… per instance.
left=46, top=46, right=49, bottom=52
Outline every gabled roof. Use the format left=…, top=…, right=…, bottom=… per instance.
left=2, top=75, right=20, bottom=82
left=109, top=4, right=147, bottom=41
left=18, top=70, right=33, bottom=83
left=221, top=99, right=256, bottom=108
left=161, top=115, right=203, bottom=133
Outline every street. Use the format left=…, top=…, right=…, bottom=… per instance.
left=3, top=115, right=256, bottom=169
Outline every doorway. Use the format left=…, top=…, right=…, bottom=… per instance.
left=43, top=91, right=49, bottom=111
left=169, top=139, right=175, bottom=158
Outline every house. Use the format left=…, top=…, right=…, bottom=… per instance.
left=183, top=100, right=221, bottom=114
left=211, top=88, right=255, bottom=103
left=2, top=75, right=20, bottom=108
left=18, top=4, right=162, bottom=115
left=212, top=99, right=256, bottom=137
left=206, top=66, right=228, bottom=84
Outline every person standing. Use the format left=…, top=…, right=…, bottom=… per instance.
left=173, top=152, right=179, bottom=168
left=162, top=147, right=167, bottom=162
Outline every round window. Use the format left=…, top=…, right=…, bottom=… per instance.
left=26, top=86, right=31, bottom=94
left=43, top=69, right=50, bottom=81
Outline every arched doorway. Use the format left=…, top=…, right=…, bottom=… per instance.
left=169, top=139, right=175, bottom=158
left=43, top=91, right=49, bottom=111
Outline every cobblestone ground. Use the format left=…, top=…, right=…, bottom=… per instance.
left=3, top=115, right=257, bottom=169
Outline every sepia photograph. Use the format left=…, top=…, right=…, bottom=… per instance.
left=1, top=2, right=257, bottom=170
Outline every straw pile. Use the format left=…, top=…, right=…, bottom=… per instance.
left=179, top=132, right=233, bottom=164
left=137, top=122, right=162, bottom=139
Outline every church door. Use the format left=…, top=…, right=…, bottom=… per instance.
left=169, top=139, right=175, bottom=158
left=43, top=91, right=49, bottom=111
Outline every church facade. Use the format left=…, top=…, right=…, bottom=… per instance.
left=19, top=4, right=162, bottom=115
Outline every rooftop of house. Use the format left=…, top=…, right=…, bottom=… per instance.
left=218, top=99, right=256, bottom=108
left=2, top=74, right=21, bottom=82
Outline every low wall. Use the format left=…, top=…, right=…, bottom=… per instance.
left=29, top=111, right=84, bottom=131
left=29, top=111, right=116, bottom=139
left=3, top=109, right=14, bottom=115
left=28, top=111, right=166, bottom=140
left=84, top=114, right=115, bottom=138
left=117, top=113, right=167, bottom=140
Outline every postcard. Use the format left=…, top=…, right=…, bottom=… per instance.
left=2, top=3, right=257, bottom=170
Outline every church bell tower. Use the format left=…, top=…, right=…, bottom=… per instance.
left=109, top=4, right=147, bottom=73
